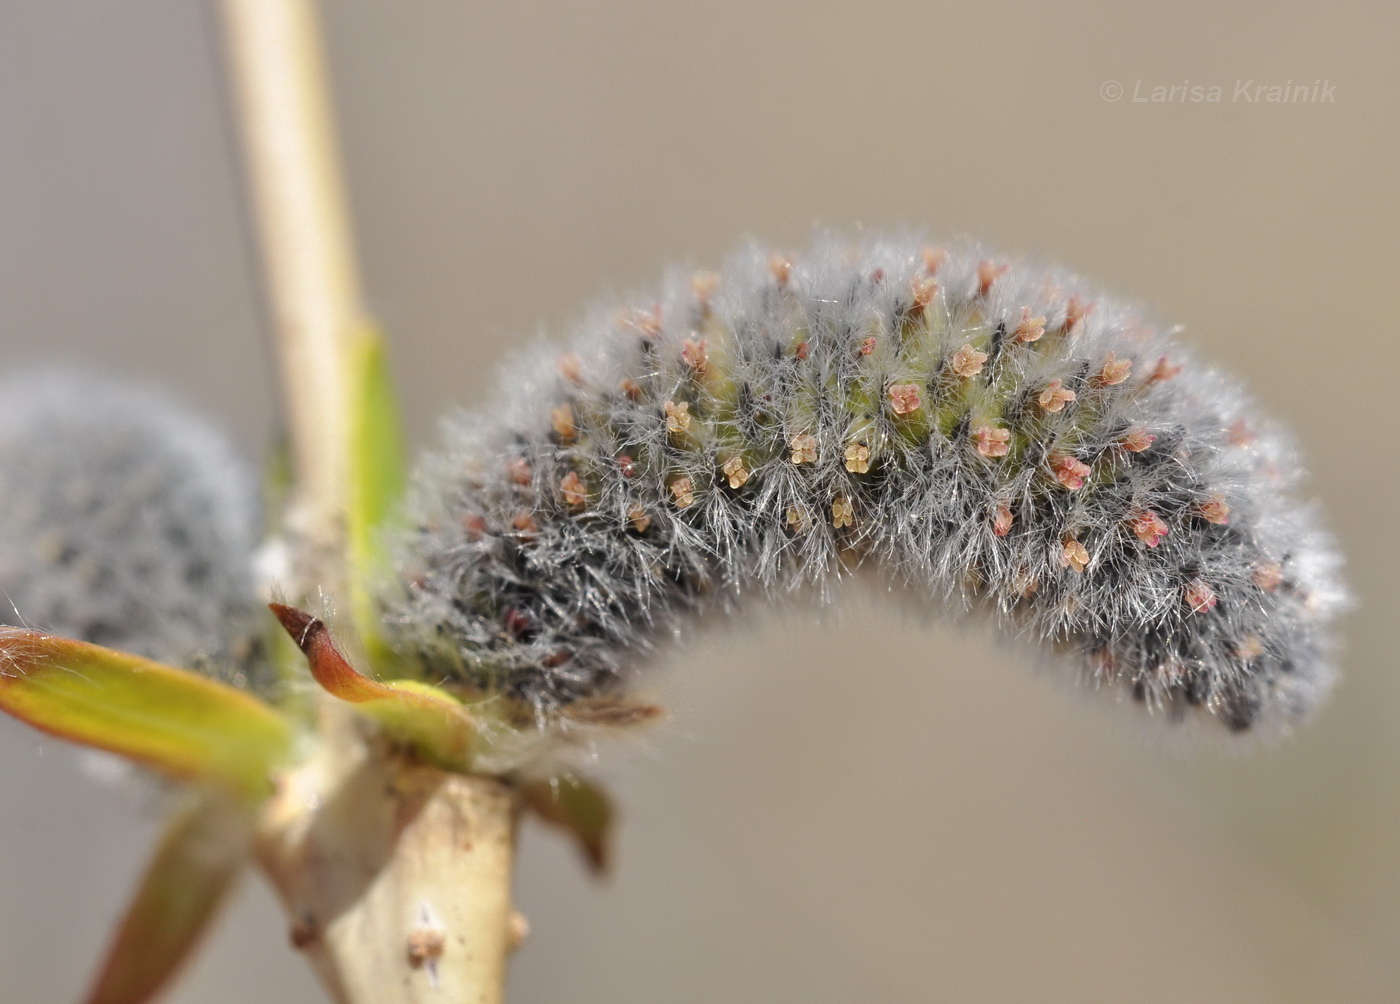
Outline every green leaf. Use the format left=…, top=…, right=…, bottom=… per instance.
left=0, top=628, right=292, bottom=797
left=270, top=604, right=475, bottom=771
left=522, top=774, right=616, bottom=875
left=83, top=793, right=251, bottom=1004
left=347, top=323, right=406, bottom=670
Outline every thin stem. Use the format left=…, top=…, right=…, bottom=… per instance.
left=217, top=3, right=521, bottom=1002
left=220, top=0, right=364, bottom=596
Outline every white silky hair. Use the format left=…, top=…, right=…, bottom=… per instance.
left=387, top=232, right=1346, bottom=743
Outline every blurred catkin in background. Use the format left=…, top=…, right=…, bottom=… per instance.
left=0, top=372, right=264, bottom=686
left=0, top=2, right=1397, bottom=1002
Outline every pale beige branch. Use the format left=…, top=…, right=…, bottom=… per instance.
left=221, top=0, right=366, bottom=596
left=218, top=3, right=521, bottom=1002
left=257, top=710, right=521, bottom=1004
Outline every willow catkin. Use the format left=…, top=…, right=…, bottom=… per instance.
left=0, top=371, right=266, bottom=690
left=388, top=233, right=1346, bottom=739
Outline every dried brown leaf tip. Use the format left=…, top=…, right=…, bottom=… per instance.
left=991, top=503, right=1014, bottom=537
left=888, top=383, right=923, bottom=416
left=922, top=245, right=948, bottom=275
left=769, top=253, right=793, bottom=288
left=789, top=432, right=817, bottom=465
left=557, top=353, right=583, bottom=384
left=951, top=343, right=988, bottom=378
left=1198, top=495, right=1231, bottom=525
left=1121, top=427, right=1157, bottom=453
left=844, top=441, right=871, bottom=474
left=859, top=336, right=877, bottom=356
left=619, top=377, right=642, bottom=401
left=1051, top=454, right=1091, bottom=491
left=1129, top=510, right=1170, bottom=547
left=831, top=495, right=854, bottom=529
left=551, top=403, right=577, bottom=443
left=1014, top=306, right=1047, bottom=343
left=977, top=260, right=1008, bottom=296
left=664, top=399, right=692, bottom=435
left=1061, top=537, right=1090, bottom=573
left=681, top=338, right=709, bottom=376
left=721, top=456, right=750, bottom=489
left=1094, top=352, right=1133, bottom=387
left=1184, top=579, right=1219, bottom=613
left=794, top=340, right=809, bottom=360
left=559, top=472, right=588, bottom=509
left=1037, top=379, right=1076, bottom=413
left=972, top=424, right=1011, bottom=458
left=627, top=503, right=651, bottom=533
left=669, top=476, right=695, bottom=509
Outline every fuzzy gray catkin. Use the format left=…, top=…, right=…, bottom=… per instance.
left=0, top=371, right=267, bottom=690
left=388, top=234, right=1346, bottom=737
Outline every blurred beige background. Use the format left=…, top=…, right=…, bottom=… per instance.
left=1, top=1, right=1397, bottom=1001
